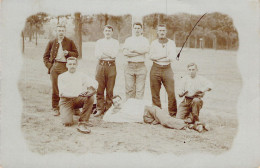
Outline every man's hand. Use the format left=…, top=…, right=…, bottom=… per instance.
left=63, top=50, right=69, bottom=56
left=179, top=91, right=188, bottom=98
left=191, top=91, right=205, bottom=98
left=79, top=86, right=96, bottom=97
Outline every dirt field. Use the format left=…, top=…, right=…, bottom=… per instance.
left=19, top=39, right=241, bottom=155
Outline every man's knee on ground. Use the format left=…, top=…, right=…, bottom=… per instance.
left=87, top=96, right=95, bottom=104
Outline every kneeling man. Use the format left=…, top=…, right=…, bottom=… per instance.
left=176, top=63, right=213, bottom=124
left=58, top=57, right=98, bottom=134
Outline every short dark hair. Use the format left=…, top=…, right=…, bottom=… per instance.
left=133, top=22, right=143, bottom=28
left=187, top=63, right=198, bottom=69
left=157, top=24, right=167, bottom=29
left=104, top=25, right=113, bottom=31
left=67, top=57, right=78, bottom=63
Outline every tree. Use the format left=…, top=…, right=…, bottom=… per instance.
left=74, top=13, right=83, bottom=59
left=25, top=12, right=49, bottom=45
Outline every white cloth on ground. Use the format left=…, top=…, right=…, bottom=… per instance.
left=103, top=98, right=151, bottom=123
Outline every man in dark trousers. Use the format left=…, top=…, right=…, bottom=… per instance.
left=43, top=23, right=78, bottom=116
left=149, top=24, right=178, bottom=117
left=94, top=25, right=119, bottom=117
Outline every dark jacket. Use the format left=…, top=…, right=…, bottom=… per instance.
left=43, top=37, right=78, bottom=74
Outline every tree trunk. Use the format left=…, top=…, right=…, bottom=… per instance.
left=22, top=31, right=25, bottom=53
left=35, top=31, right=38, bottom=46
left=194, top=36, right=197, bottom=48
left=104, top=14, right=109, bottom=25
left=75, top=13, right=82, bottom=59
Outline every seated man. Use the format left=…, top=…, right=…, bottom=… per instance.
left=103, top=96, right=187, bottom=130
left=58, top=57, right=98, bottom=134
left=176, top=63, right=213, bottom=126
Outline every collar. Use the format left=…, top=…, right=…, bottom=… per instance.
left=158, top=38, right=168, bottom=44
left=55, top=36, right=67, bottom=43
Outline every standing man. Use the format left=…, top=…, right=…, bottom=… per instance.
left=94, top=25, right=119, bottom=117
left=149, top=24, right=177, bottom=117
left=122, top=22, right=149, bottom=99
left=58, top=57, right=98, bottom=134
left=176, top=63, right=213, bottom=124
left=43, top=23, right=78, bottom=116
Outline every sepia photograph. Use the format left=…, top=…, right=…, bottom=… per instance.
left=1, top=0, right=259, bottom=167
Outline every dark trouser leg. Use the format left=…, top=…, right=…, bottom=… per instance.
left=59, top=98, right=74, bottom=124
left=162, top=67, right=177, bottom=116
left=96, top=64, right=106, bottom=112
left=74, top=96, right=95, bottom=123
left=176, top=99, right=192, bottom=119
left=150, top=65, right=162, bottom=108
left=191, top=98, right=203, bottom=122
left=105, top=65, right=116, bottom=111
left=50, top=62, right=67, bottom=110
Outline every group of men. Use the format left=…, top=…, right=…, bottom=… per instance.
left=43, top=22, right=212, bottom=134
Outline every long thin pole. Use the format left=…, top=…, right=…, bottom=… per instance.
left=176, top=13, right=207, bottom=60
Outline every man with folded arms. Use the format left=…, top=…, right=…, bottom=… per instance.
left=149, top=24, right=177, bottom=117
left=176, top=63, right=213, bottom=130
left=58, top=57, right=98, bottom=134
left=94, top=25, right=119, bottom=117
left=123, top=22, right=149, bottom=99
left=43, top=23, right=78, bottom=116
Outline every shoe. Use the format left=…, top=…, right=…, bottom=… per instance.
left=53, top=109, right=60, bottom=116
left=195, top=125, right=204, bottom=133
left=188, top=124, right=194, bottom=129
left=184, top=118, right=193, bottom=124
left=77, top=123, right=91, bottom=134
left=93, top=110, right=103, bottom=117
left=63, top=123, right=73, bottom=127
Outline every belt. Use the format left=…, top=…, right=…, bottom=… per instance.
left=128, top=62, right=144, bottom=64
left=153, top=62, right=171, bottom=68
left=99, top=60, right=115, bottom=66
left=54, top=60, right=66, bottom=63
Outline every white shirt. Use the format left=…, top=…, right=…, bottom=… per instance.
left=103, top=99, right=151, bottom=123
left=58, top=71, right=98, bottom=98
left=95, top=38, right=119, bottom=61
left=123, top=35, right=149, bottom=62
left=149, top=39, right=177, bottom=65
left=178, top=75, right=213, bottom=99
left=55, top=40, right=67, bottom=62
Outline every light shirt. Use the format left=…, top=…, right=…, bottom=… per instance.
left=95, top=38, right=119, bottom=61
left=55, top=40, right=67, bottom=62
left=178, top=75, right=213, bottom=99
left=103, top=99, right=151, bottom=123
left=58, top=71, right=98, bottom=98
left=123, top=35, right=149, bottom=62
left=149, top=39, right=177, bottom=65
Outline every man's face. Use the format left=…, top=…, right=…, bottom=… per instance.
left=56, top=27, right=66, bottom=39
left=188, top=65, right=198, bottom=78
left=133, top=25, right=142, bottom=36
left=103, top=27, right=113, bottom=39
left=113, top=97, right=122, bottom=108
left=157, top=26, right=167, bottom=39
left=66, top=59, right=77, bottom=73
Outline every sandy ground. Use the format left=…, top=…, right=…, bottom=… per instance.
left=19, top=39, right=241, bottom=155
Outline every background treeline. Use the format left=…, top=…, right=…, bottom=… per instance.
left=22, top=12, right=239, bottom=57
